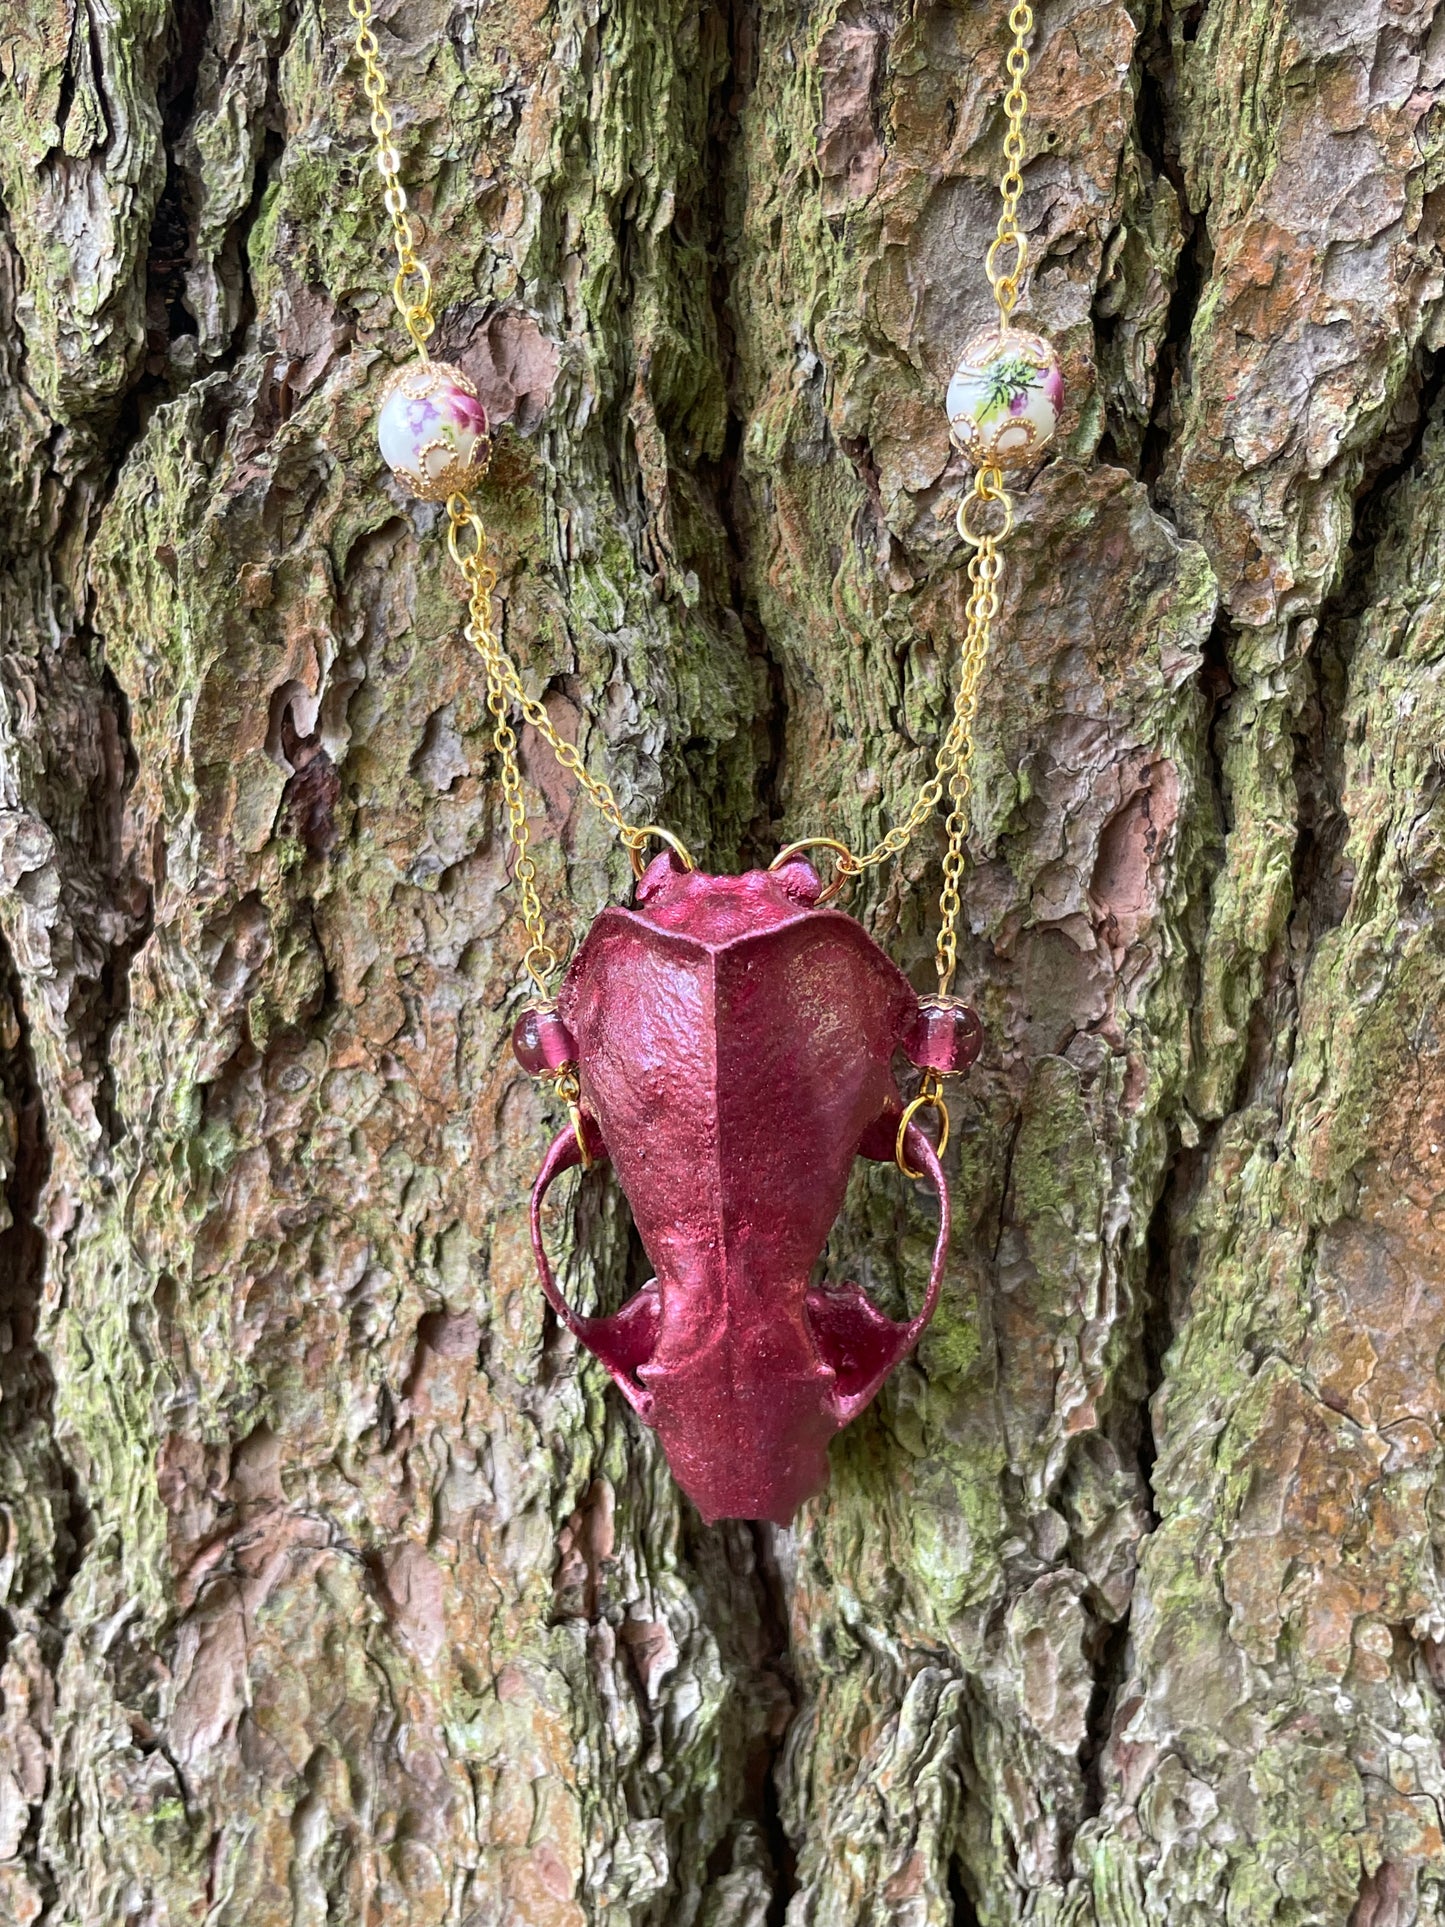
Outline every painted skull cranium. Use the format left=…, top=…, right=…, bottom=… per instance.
left=527, top=853, right=980, bottom=1524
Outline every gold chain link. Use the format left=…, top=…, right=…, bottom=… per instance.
left=348, top=0, right=436, bottom=355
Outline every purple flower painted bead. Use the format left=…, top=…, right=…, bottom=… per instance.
left=512, top=1005, right=578, bottom=1077
left=945, top=325, right=1062, bottom=467
left=903, top=996, right=984, bottom=1076
left=377, top=360, right=491, bottom=502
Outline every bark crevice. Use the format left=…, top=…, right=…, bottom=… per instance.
left=0, top=929, right=59, bottom=1634
left=1134, top=2, right=1213, bottom=510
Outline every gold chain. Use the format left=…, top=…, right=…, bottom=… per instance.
left=446, top=502, right=694, bottom=985
left=350, top=1, right=1033, bottom=1009
left=446, top=501, right=680, bottom=864
left=348, top=0, right=436, bottom=356
left=446, top=501, right=558, bottom=994
left=840, top=456, right=1013, bottom=998
left=889, top=7, right=1032, bottom=1172
left=987, top=2, right=1033, bottom=329
left=351, top=2, right=698, bottom=996
left=836, top=9, right=1031, bottom=998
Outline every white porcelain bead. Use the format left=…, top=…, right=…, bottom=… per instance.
left=946, top=325, right=1063, bottom=467
left=377, top=360, right=491, bottom=502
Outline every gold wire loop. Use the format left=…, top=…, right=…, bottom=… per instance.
left=553, top=1069, right=592, bottom=1172
left=768, top=836, right=854, bottom=905
left=625, top=825, right=697, bottom=880
left=896, top=1081, right=951, bottom=1181
left=392, top=259, right=434, bottom=334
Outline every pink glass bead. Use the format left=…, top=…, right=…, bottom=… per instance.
left=904, top=996, right=983, bottom=1075
left=512, top=1005, right=578, bottom=1077
left=377, top=360, right=491, bottom=502
left=946, top=325, right=1063, bottom=467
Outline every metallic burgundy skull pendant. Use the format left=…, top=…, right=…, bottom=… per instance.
left=523, top=852, right=981, bottom=1525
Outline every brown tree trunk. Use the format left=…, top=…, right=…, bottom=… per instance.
left=1, top=1, right=1443, bottom=1922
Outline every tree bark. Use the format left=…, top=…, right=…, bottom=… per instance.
left=0, top=0, right=1443, bottom=1921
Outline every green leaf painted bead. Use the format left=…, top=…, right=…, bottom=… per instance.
left=946, top=325, right=1063, bottom=467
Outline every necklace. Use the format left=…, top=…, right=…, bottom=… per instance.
left=347, top=2, right=1060, bottom=1524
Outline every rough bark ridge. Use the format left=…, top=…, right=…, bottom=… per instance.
left=0, top=0, right=1442, bottom=1921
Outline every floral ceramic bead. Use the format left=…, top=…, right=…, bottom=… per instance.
left=377, top=360, right=491, bottom=501
left=946, top=325, right=1062, bottom=467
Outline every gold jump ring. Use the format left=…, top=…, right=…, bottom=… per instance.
left=768, top=836, right=855, bottom=905
left=957, top=486, right=1015, bottom=547
left=896, top=1089, right=951, bottom=1180
left=626, top=825, right=697, bottom=880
